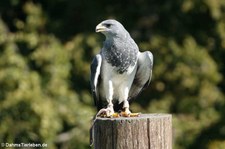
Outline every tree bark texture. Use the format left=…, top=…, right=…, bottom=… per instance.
left=93, top=114, right=172, bottom=149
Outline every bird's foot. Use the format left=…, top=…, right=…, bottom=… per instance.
left=96, top=107, right=140, bottom=118
left=96, top=108, right=120, bottom=118
left=120, top=107, right=140, bottom=117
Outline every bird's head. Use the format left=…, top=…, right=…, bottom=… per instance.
left=96, top=19, right=128, bottom=39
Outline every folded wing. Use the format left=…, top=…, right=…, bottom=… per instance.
left=128, top=51, right=153, bottom=100
left=90, top=54, right=102, bottom=109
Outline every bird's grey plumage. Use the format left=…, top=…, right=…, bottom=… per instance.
left=91, top=19, right=153, bottom=112
left=90, top=54, right=102, bottom=109
left=102, top=33, right=138, bottom=74
left=128, top=51, right=153, bottom=100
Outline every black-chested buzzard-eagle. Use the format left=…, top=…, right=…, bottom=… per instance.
left=90, top=19, right=153, bottom=117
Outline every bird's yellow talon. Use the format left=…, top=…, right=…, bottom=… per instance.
left=119, top=111, right=140, bottom=117
left=129, top=113, right=140, bottom=117
left=120, top=111, right=130, bottom=117
left=112, top=112, right=120, bottom=118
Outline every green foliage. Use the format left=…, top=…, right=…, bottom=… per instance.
left=0, top=0, right=225, bottom=149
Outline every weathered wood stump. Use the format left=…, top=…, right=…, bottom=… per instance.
left=93, top=114, right=172, bottom=149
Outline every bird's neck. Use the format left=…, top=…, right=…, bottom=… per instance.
left=105, top=34, right=127, bottom=42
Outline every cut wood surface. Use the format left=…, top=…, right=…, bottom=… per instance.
left=93, top=114, right=172, bottom=149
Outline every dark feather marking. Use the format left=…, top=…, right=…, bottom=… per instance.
left=102, top=38, right=138, bottom=74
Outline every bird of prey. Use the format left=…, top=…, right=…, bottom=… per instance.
left=90, top=19, right=153, bottom=117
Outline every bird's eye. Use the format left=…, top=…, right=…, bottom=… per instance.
left=105, top=24, right=111, bottom=28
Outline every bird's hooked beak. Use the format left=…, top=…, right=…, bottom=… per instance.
left=96, top=23, right=106, bottom=33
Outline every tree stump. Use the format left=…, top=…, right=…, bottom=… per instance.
left=93, top=114, right=172, bottom=149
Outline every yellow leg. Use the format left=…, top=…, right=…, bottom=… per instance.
left=120, top=107, right=140, bottom=117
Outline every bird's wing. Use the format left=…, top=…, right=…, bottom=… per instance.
left=128, top=51, right=153, bottom=100
left=90, top=54, right=102, bottom=107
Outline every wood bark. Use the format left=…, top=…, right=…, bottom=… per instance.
left=93, top=114, right=172, bottom=149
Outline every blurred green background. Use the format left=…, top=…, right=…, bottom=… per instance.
left=0, top=0, right=225, bottom=149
